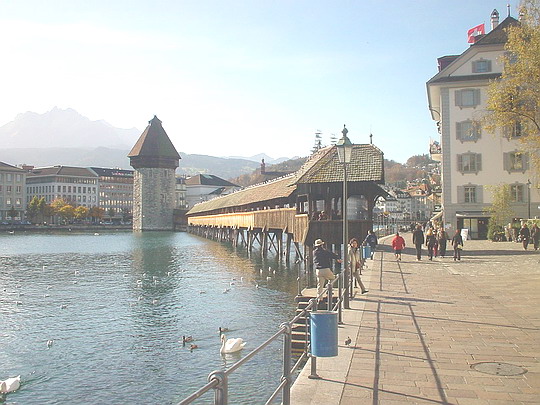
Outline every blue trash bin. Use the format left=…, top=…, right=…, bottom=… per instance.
left=310, top=310, right=338, bottom=357
left=362, top=245, right=371, bottom=259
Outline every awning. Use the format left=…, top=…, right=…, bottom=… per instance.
left=455, top=211, right=490, bottom=218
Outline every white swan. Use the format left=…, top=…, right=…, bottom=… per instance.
left=220, top=334, right=246, bottom=354
left=0, top=375, right=21, bottom=393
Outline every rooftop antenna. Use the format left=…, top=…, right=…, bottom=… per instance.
left=369, top=133, right=373, bottom=144
left=507, top=3, right=511, bottom=17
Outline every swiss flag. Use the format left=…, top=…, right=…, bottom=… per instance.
left=467, top=23, right=485, bottom=43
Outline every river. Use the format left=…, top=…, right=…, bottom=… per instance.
left=0, top=231, right=300, bottom=404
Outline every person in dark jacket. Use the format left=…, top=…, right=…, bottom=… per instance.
left=412, top=225, right=425, bottom=261
left=313, top=239, right=342, bottom=296
left=519, top=223, right=530, bottom=250
left=425, top=229, right=438, bottom=261
left=437, top=227, right=449, bottom=258
left=363, top=230, right=378, bottom=259
left=451, top=229, right=464, bottom=261
left=531, top=224, right=540, bottom=251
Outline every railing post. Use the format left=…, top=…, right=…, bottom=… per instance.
left=308, top=298, right=320, bottom=380
left=208, top=370, right=228, bottom=405
left=327, top=280, right=333, bottom=312
left=281, top=322, right=292, bottom=405
left=338, top=272, right=343, bottom=324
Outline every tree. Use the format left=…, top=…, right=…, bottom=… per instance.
left=8, top=205, right=18, bottom=223
left=485, top=184, right=515, bottom=240
left=311, top=130, right=323, bottom=154
left=37, top=197, right=48, bottom=223
left=74, top=206, right=89, bottom=222
left=58, top=205, right=75, bottom=224
left=484, top=0, right=540, bottom=176
left=107, top=207, right=115, bottom=219
left=89, top=206, right=105, bottom=223
left=26, top=196, right=40, bottom=224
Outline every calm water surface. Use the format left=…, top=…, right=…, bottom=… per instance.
left=0, top=231, right=299, bottom=404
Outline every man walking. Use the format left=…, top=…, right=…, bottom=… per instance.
left=313, top=239, right=342, bottom=297
left=412, top=225, right=425, bottom=261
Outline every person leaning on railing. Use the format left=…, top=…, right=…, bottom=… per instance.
left=313, top=239, right=342, bottom=297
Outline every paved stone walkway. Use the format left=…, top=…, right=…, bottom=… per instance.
left=290, top=236, right=540, bottom=404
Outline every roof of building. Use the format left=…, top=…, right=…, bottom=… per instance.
left=185, top=174, right=238, bottom=187
left=0, top=161, right=25, bottom=172
left=90, top=167, right=134, bottom=177
left=473, top=16, right=519, bottom=46
left=187, top=144, right=384, bottom=215
left=127, top=116, right=181, bottom=160
left=28, top=166, right=98, bottom=177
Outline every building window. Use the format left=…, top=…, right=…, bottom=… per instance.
left=456, top=120, right=481, bottom=142
left=455, top=89, right=481, bottom=108
left=503, top=121, right=522, bottom=138
left=464, top=186, right=477, bottom=203
left=504, top=151, right=529, bottom=173
left=457, top=153, right=482, bottom=174
left=472, top=59, right=492, bottom=73
left=510, top=184, right=524, bottom=202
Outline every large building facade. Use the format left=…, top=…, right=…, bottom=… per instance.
left=128, top=116, right=180, bottom=231
left=0, top=161, right=26, bottom=222
left=427, top=11, right=539, bottom=239
left=90, top=167, right=134, bottom=221
left=26, top=165, right=98, bottom=208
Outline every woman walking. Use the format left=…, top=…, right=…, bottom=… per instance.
left=348, top=238, right=367, bottom=294
left=451, top=230, right=464, bottom=261
left=391, top=232, right=406, bottom=261
left=531, top=223, right=540, bottom=251
left=437, top=227, right=449, bottom=257
left=426, top=229, right=438, bottom=261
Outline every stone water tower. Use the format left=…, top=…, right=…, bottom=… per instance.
left=128, top=116, right=180, bottom=231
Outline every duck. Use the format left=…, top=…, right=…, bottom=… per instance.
left=189, top=344, right=199, bottom=351
left=218, top=327, right=230, bottom=334
left=344, top=336, right=352, bottom=346
left=182, top=335, right=194, bottom=343
left=220, top=334, right=246, bottom=354
left=0, top=375, right=20, bottom=393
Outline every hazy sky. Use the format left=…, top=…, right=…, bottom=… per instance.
left=0, top=1, right=519, bottom=162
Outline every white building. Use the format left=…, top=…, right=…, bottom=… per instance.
left=185, top=174, right=241, bottom=208
left=426, top=11, right=539, bottom=239
left=0, top=161, right=26, bottom=222
left=26, top=165, right=99, bottom=208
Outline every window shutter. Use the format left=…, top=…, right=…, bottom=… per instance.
left=503, top=152, right=509, bottom=171
left=523, top=153, right=529, bottom=171
left=474, top=89, right=481, bottom=106
left=477, top=185, right=483, bottom=203
left=457, top=186, right=464, bottom=203
left=487, top=60, right=492, bottom=72
left=457, top=154, right=463, bottom=172
left=455, top=90, right=462, bottom=106
left=475, top=122, right=481, bottom=140
left=476, top=153, right=482, bottom=172
left=472, top=61, right=478, bottom=73
left=456, top=122, right=462, bottom=140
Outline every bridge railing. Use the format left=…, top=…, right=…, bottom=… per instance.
left=177, top=273, right=345, bottom=405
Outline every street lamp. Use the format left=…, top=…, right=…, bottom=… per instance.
left=336, top=125, right=353, bottom=310
left=527, top=179, right=531, bottom=219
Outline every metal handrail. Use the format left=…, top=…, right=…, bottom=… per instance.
left=178, top=271, right=346, bottom=405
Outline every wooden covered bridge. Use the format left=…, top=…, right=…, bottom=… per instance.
left=186, top=143, right=387, bottom=266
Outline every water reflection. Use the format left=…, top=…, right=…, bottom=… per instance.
left=0, top=232, right=298, bottom=404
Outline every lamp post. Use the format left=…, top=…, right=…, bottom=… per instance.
left=527, top=179, right=531, bottom=219
left=336, top=125, right=353, bottom=310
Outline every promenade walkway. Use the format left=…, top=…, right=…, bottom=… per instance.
left=290, top=236, right=540, bottom=404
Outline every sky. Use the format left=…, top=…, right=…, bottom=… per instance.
left=0, top=0, right=520, bottom=163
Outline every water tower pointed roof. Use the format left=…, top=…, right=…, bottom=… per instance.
left=128, top=116, right=180, bottom=169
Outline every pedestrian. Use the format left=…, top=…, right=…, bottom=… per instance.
left=451, top=229, right=464, bottom=261
left=391, top=232, right=405, bottom=261
left=363, top=230, right=378, bottom=260
left=348, top=238, right=368, bottom=294
left=313, top=239, right=342, bottom=298
left=426, top=229, right=438, bottom=261
left=519, top=223, right=530, bottom=250
left=531, top=223, right=540, bottom=251
left=412, top=225, right=425, bottom=261
left=437, top=227, right=449, bottom=257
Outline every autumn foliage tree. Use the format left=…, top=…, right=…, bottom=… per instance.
left=484, top=0, right=540, bottom=176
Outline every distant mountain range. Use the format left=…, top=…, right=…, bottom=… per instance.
left=0, top=108, right=293, bottom=179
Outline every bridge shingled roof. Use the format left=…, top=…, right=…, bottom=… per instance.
left=186, top=144, right=384, bottom=215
